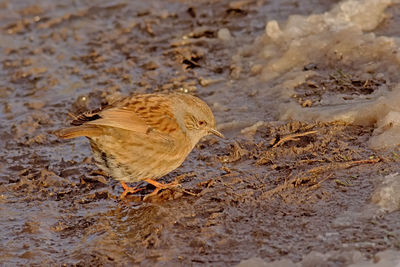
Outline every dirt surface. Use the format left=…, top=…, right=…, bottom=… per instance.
left=293, top=70, right=387, bottom=108
left=1, top=0, right=400, bottom=266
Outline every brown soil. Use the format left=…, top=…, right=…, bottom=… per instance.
left=1, top=0, right=400, bottom=266
left=293, top=70, right=386, bottom=108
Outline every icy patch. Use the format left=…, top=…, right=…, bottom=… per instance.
left=236, top=249, right=400, bottom=267
left=331, top=204, right=380, bottom=228
left=349, top=250, right=400, bottom=267
left=371, top=173, right=400, bottom=212
left=331, top=172, right=400, bottom=231
left=235, top=0, right=400, bottom=149
left=369, top=111, right=400, bottom=149
left=255, top=0, right=396, bottom=82
left=236, top=257, right=297, bottom=267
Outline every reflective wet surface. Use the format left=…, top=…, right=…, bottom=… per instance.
left=1, top=0, right=400, bottom=265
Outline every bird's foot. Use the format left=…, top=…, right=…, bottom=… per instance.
left=119, top=181, right=143, bottom=200
left=143, top=178, right=179, bottom=200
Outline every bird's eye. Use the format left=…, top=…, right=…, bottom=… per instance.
left=197, top=120, right=207, bottom=127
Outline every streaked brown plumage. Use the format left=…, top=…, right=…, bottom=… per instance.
left=55, top=93, right=223, bottom=199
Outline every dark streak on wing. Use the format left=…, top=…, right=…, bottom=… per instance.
left=69, top=95, right=128, bottom=126
left=101, top=151, right=110, bottom=168
left=71, top=109, right=102, bottom=126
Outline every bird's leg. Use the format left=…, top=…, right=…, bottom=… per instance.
left=143, top=178, right=179, bottom=200
left=119, top=181, right=142, bottom=199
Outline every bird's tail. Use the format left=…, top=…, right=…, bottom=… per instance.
left=53, top=125, right=102, bottom=139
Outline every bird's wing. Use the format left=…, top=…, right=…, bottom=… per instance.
left=88, top=94, right=181, bottom=135
left=56, top=94, right=184, bottom=141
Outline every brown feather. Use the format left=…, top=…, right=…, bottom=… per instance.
left=86, top=108, right=150, bottom=134
left=84, top=94, right=182, bottom=137
left=54, top=125, right=103, bottom=139
left=55, top=94, right=184, bottom=141
left=71, top=110, right=102, bottom=126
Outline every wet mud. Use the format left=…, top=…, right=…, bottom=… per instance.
left=1, top=0, right=400, bottom=266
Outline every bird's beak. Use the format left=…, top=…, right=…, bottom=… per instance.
left=208, top=128, right=225, bottom=138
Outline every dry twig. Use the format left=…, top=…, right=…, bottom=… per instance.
left=273, top=130, right=318, bottom=148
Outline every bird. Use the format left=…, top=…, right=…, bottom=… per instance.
left=54, top=93, right=224, bottom=199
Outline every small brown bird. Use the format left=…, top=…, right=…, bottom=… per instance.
left=55, top=93, right=224, bottom=199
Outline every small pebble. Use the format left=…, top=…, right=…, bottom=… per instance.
left=217, top=28, right=232, bottom=41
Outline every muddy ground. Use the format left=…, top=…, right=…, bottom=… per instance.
left=1, top=0, right=400, bottom=266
